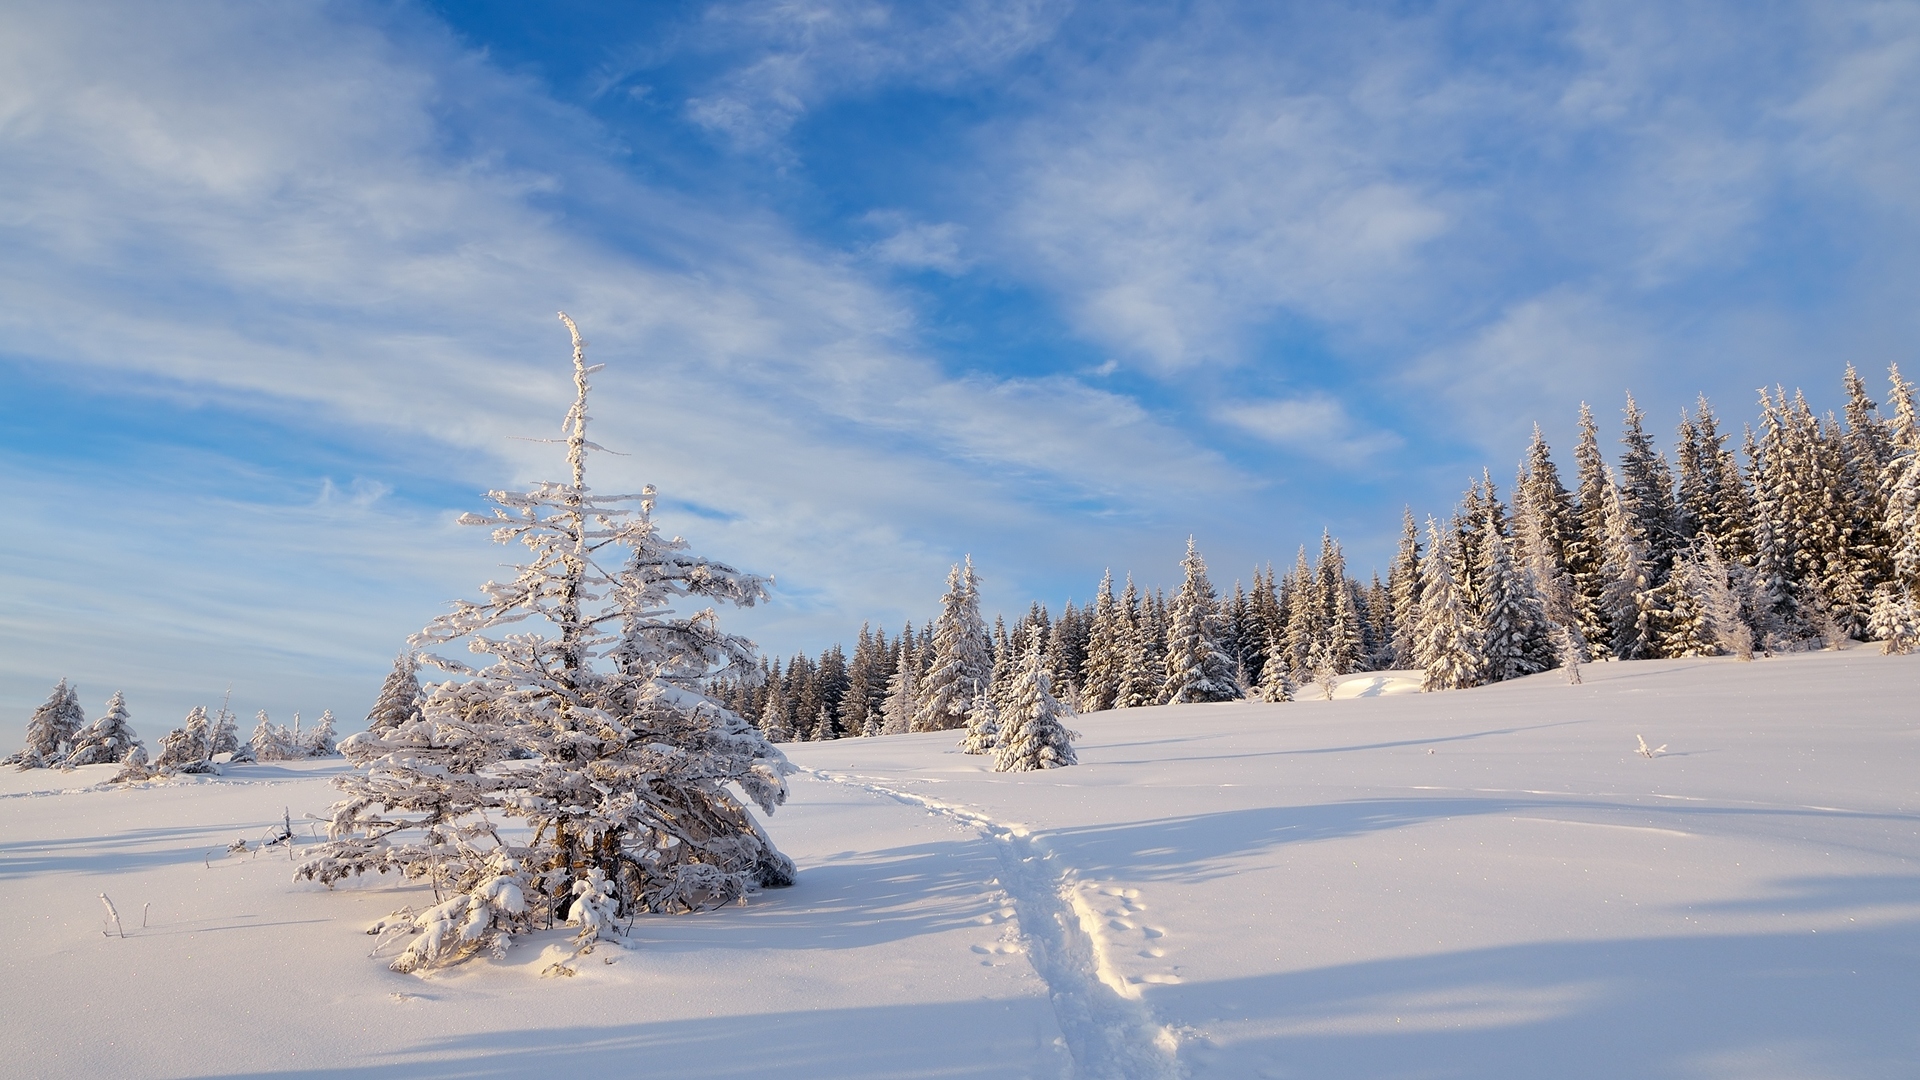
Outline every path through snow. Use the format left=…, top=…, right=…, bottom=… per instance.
left=804, top=767, right=1185, bottom=1080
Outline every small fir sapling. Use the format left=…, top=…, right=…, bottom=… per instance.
left=300, top=314, right=793, bottom=972
left=302, top=710, right=338, bottom=757
left=961, top=688, right=1000, bottom=755
left=1551, top=623, right=1585, bottom=684
left=1635, top=734, right=1668, bottom=758
left=250, top=711, right=301, bottom=761
left=994, top=639, right=1078, bottom=772
left=65, top=691, right=145, bottom=766
left=7, top=679, right=87, bottom=768
left=1255, top=630, right=1296, bottom=702
left=209, top=695, right=245, bottom=760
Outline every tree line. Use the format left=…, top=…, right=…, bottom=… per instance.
left=728, top=362, right=1920, bottom=739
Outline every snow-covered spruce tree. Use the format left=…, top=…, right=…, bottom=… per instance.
left=250, top=711, right=301, bottom=761
left=152, top=707, right=217, bottom=774
left=961, top=688, right=1000, bottom=755
left=880, top=627, right=920, bottom=735
left=208, top=699, right=245, bottom=760
left=1415, top=517, right=1487, bottom=692
left=1884, top=366, right=1920, bottom=594
left=1476, top=514, right=1550, bottom=682
left=366, top=653, right=423, bottom=735
left=912, top=557, right=993, bottom=732
left=1047, top=601, right=1089, bottom=707
left=6, top=679, right=87, bottom=768
left=994, top=639, right=1078, bottom=772
left=1386, top=510, right=1423, bottom=668
left=1279, top=548, right=1317, bottom=681
left=302, top=710, right=339, bottom=757
left=1869, top=583, right=1919, bottom=655
left=1600, top=474, right=1663, bottom=661
left=65, top=691, right=144, bottom=767
left=1567, top=403, right=1616, bottom=658
left=1687, top=538, right=1754, bottom=660
left=1078, top=570, right=1123, bottom=712
left=1163, top=539, right=1243, bottom=704
left=1254, top=628, right=1296, bottom=702
left=297, top=314, right=793, bottom=972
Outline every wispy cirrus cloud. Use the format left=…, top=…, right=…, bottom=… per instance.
left=681, top=0, right=1071, bottom=149
left=0, top=0, right=1229, bottom=724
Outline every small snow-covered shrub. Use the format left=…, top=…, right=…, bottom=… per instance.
left=960, top=689, right=999, bottom=755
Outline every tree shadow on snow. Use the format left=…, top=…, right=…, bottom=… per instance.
left=1040, top=797, right=1920, bottom=885
left=0, top=821, right=299, bottom=879
left=1155, top=909, right=1920, bottom=1079
left=209, top=996, right=1064, bottom=1080
left=632, top=836, right=1018, bottom=954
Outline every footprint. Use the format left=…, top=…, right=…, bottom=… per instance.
left=1142, top=927, right=1164, bottom=939
left=1138, top=947, right=1165, bottom=958
left=1108, top=918, right=1136, bottom=931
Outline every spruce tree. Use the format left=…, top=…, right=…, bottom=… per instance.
left=1047, top=601, right=1089, bottom=706
left=1162, top=539, right=1244, bottom=704
left=961, top=689, right=1000, bottom=755
left=65, top=691, right=144, bottom=767
left=1282, top=547, right=1318, bottom=681
left=913, top=557, right=993, bottom=732
left=7, top=679, right=86, bottom=768
left=1415, top=518, right=1486, bottom=691
left=367, top=653, right=423, bottom=735
left=1567, top=403, right=1615, bottom=657
left=880, top=630, right=920, bottom=735
left=1619, top=393, right=1681, bottom=574
left=1476, top=514, right=1549, bottom=681
left=994, top=639, right=1078, bottom=772
left=1116, top=577, right=1163, bottom=709
left=1079, top=571, right=1123, bottom=713
left=1884, top=366, right=1920, bottom=593
left=1600, top=475, right=1663, bottom=660
left=1387, top=510, right=1423, bottom=669
left=1255, top=627, right=1296, bottom=702
left=153, top=707, right=217, bottom=774
left=297, top=315, right=792, bottom=969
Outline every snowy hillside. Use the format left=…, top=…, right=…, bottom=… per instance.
left=3, top=648, right=1916, bottom=1079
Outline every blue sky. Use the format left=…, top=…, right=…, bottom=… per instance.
left=4, top=0, right=1918, bottom=738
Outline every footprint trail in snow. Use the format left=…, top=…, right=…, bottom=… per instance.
left=802, top=768, right=1186, bottom=1080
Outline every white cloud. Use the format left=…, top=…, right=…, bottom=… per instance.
left=862, top=212, right=971, bottom=274
left=1218, top=395, right=1402, bottom=465
left=683, top=0, right=1071, bottom=149
left=0, top=0, right=1243, bottom=722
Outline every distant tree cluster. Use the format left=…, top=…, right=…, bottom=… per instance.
left=740, top=362, right=1920, bottom=734
left=6, top=681, right=344, bottom=777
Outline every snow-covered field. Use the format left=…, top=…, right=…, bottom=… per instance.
left=4, top=648, right=1916, bottom=1079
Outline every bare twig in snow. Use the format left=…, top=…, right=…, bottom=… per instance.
left=99, top=893, right=124, bottom=938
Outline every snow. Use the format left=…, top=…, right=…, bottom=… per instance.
left=4, top=648, right=1917, bottom=1078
